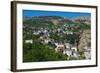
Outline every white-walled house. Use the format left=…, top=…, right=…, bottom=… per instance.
left=66, top=31, right=73, bottom=34
left=54, top=43, right=64, bottom=52
left=72, top=50, right=79, bottom=58
left=84, top=46, right=91, bottom=59
left=71, top=46, right=77, bottom=52
left=39, top=36, right=43, bottom=39
left=40, top=36, right=51, bottom=44
left=54, top=43, right=79, bottom=58
left=63, top=49, right=72, bottom=56
left=84, top=50, right=91, bottom=59
left=43, top=29, right=48, bottom=34
left=33, top=31, right=40, bottom=35
left=84, top=46, right=90, bottom=50
left=33, top=32, right=40, bottom=35
left=44, top=39, right=50, bottom=44
left=55, top=43, right=64, bottom=49
left=25, top=39, right=33, bottom=44
left=64, top=43, right=70, bottom=49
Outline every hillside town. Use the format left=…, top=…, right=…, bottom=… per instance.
left=23, top=16, right=91, bottom=62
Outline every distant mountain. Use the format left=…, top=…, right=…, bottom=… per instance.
left=32, top=16, right=64, bottom=19
left=23, top=16, right=65, bottom=27
left=72, top=16, right=91, bottom=24
left=23, top=16, right=32, bottom=21
left=23, top=16, right=91, bottom=28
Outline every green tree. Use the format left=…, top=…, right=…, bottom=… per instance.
left=23, top=42, right=68, bottom=62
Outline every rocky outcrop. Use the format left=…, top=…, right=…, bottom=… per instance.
left=78, top=29, right=91, bottom=51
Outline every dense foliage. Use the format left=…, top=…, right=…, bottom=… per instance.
left=23, top=42, right=68, bottom=62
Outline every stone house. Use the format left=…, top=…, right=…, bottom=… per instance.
left=25, top=39, right=33, bottom=44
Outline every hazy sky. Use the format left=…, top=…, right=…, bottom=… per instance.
left=23, top=10, right=91, bottom=19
